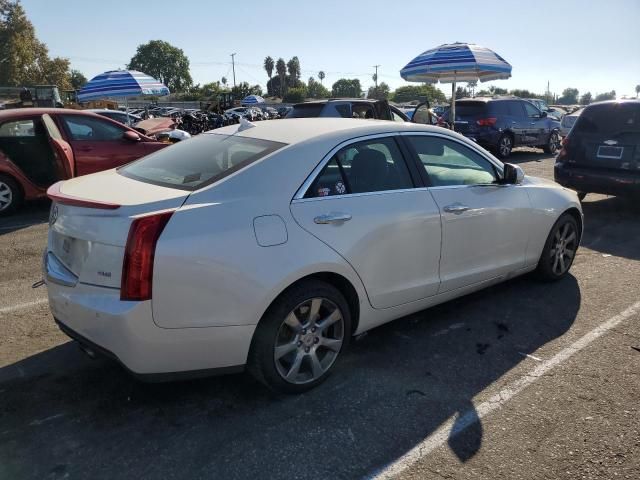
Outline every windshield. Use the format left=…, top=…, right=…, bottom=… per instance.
left=119, top=133, right=286, bottom=190
left=573, top=103, right=640, bottom=136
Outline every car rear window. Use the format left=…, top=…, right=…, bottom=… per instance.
left=286, top=104, right=325, bottom=118
left=118, top=133, right=286, bottom=190
left=573, top=103, right=640, bottom=135
left=454, top=102, right=487, bottom=117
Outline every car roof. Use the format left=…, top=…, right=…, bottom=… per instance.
left=0, top=107, right=113, bottom=120
left=209, top=117, right=457, bottom=145
left=293, top=98, right=381, bottom=106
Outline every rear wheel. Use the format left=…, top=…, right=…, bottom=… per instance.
left=543, top=131, right=560, bottom=154
left=496, top=134, right=513, bottom=159
left=248, top=280, right=351, bottom=394
left=536, top=214, right=579, bottom=281
left=0, top=175, right=23, bottom=216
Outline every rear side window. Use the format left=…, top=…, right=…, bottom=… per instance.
left=119, top=133, right=286, bottom=190
left=305, top=137, right=414, bottom=198
left=489, top=102, right=510, bottom=115
left=573, top=103, right=640, bottom=135
left=286, top=104, right=325, bottom=118
left=0, top=119, right=36, bottom=137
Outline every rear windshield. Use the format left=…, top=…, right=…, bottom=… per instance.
left=119, top=133, right=286, bottom=190
left=454, top=102, right=487, bottom=117
left=286, top=104, right=324, bottom=118
left=573, top=103, right=640, bottom=135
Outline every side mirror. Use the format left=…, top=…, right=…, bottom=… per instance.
left=502, top=163, right=525, bottom=185
left=540, top=111, right=547, bottom=118
left=123, top=130, right=141, bottom=142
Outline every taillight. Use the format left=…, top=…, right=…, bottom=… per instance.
left=121, top=211, right=173, bottom=301
left=476, top=117, right=497, bottom=126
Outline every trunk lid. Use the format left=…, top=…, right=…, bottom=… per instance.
left=568, top=102, right=640, bottom=171
left=47, top=169, right=189, bottom=289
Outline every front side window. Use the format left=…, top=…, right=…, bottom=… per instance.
left=0, top=119, right=36, bottom=137
left=119, top=133, right=286, bottom=190
left=523, top=102, right=541, bottom=118
left=305, top=137, right=413, bottom=198
left=407, top=136, right=498, bottom=187
left=61, top=115, right=126, bottom=141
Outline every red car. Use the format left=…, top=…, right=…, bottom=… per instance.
left=0, top=108, right=168, bottom=215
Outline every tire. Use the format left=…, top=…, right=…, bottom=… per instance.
left=577, top=192, right=587, bottom=201
left=496, top=134, right=513, bottom=159
left=536, top=213, right=579, bottom=281
left=543, top=131, right=560, bottom=154
left=0, top=174, right=23, bottom=217
left=247, top=280, right=351, bottom=394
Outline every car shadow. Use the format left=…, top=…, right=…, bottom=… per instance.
left=502, top=148, right=551, bottom=164
left=0, top=274, right=580, bottom=480
left=0, top=199, right=49, bottom=236
left=580, top=195, right=640, bottom=260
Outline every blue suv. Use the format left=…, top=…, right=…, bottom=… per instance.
left=446, top=97, right=562, bottom=158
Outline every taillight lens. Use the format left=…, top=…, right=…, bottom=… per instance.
left=121, top=211, right=173, bottom=301
left=476, top=117, right=497, bottom=126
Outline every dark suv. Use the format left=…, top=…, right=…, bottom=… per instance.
left=554, top=100, right=640, bottom=200
left=445, top=97, right=561, bottom=158
left=286, top=99, right=412, bottom=123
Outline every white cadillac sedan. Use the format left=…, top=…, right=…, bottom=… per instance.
left=44, top=118, right=582, bottom=393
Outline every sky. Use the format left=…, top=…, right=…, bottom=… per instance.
left=19, top=0, right=640, bottom=99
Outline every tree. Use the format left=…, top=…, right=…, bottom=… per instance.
left=0, top=0, right=72, bottom=88
left=69, top=69, right=87, bottom=89
left=509, top=89, right=538, bottom=98
left=594, top=90, right=616, bottom=102
left=488, top=86, right=508, bottom=95
left=318, top=71, right=325, bottom=84
left=307, top=77, right=330, bottom=99
left=390, top=84, right=446, bottom=104
left=331, top=78, right=362, bottom=98
left=287, top=56, right=301, bottom=80
left=221, top=76, right=227, bottom=87
left=128, top=40, right=192, bottom=92
left=231, top=82, right=262, bottom=99
left=283, top=86, right=307, bottom=103
left=579, top=92, right=592, bottom=105
left=467, top=80, right=477, bottom=97
left=263, top=56, right=274, bottom=81
left=636, top=84, right=640, bottom=99
left=276, top=58, right=287, bottom=97
left=455, top=86, right=470, bottom=98
left=367, top=82, right=390, bottom=100
left=558, top=87, right=579, bottom=105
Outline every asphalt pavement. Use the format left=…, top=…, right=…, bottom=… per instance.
left=0, top=150, right=639, bottom=480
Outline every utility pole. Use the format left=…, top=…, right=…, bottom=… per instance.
left=372, top=65, right=380, bottom=88
left=231, top=53, right=237, bottom=88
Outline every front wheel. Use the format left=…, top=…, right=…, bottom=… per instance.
left=496, top=134, right=513, bottom=159
left=248, top=280, right=351, bottom=394
left=543, top=131, right=560, bottom=154
left=536, top=213, right=579, bottom=281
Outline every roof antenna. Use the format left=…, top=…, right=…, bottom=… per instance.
left=238, top=117, right=256, bottom=132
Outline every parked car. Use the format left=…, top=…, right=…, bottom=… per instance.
left=559, top=108, right=583, bottom=137
left=444, top=97, right=562, bottom=158
left=0, top=108, right=167, bottom=215
left=45, top=118, right=582, bottom=393
left=554, top=100, right=640, bottom=200
left=89, top=109, right=142, bottom=126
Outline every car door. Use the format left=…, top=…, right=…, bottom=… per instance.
left=506, top=100, right=528, bottom=145
left=41, top=114, right=74, bottom=180
left=403, top=133, right=530, bottom=292
left=57, top=114, right=148, bottom=176
left=290, top=134, right=442, bottom=309
left=523, top=101, right=547, bottom=144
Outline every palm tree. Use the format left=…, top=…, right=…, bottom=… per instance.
left=221, top=77, right=227, bottom=87
left=318, top=71, right=325, bottom=84
left=636, top=84, right=640, bottom=99
left=264, top=56, right=274, bottom=81
left=276, top=58, right=287, bottom=98
left=287, top=56, right=301, bottom=81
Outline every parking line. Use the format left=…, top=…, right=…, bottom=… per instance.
left=371, top=300, right=640, bottom=480
left=0, top=298, right=48, bottom=315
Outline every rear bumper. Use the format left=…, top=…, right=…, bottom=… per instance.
left=554, top=162, right=640, bottom=196
left=46, top=277, right=254, bottom=379
left=457, top=130, right=501, bottom=149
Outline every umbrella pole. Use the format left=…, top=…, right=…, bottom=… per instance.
left=126, top=97, right=130, bottom=125
left=450, top=74, right=456, bottom=130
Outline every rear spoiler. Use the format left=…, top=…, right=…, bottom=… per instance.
left=47, top=181, right=120, bottom=210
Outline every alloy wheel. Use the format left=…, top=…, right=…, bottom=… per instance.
left=0, top=181, right=13, bottom=212
left=273, top=297, right=345, bottom=385
left=549, top=133, right=560, bottom=154
left=549, top=222, right=577, bottom=275
left=499, top=136, right=512, bottom=157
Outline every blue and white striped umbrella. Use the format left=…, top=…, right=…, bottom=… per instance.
left=77, top=70, right=170, bottom=101
left=400, top=43, right=512, bottom=84
left=241, top=95, right=265, bottom=105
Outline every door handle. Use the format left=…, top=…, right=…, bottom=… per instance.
left=443, top=204, right=470, bottom=214
left=77, top=146, right=93, bottom=152
left=314, top=213, right=352, bottom=224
